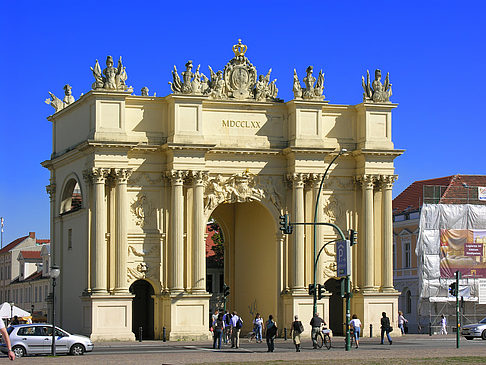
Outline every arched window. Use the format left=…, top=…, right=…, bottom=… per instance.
left=60, top=178, right=83, bottom=214
left=406, top=290, right=412, bottom=314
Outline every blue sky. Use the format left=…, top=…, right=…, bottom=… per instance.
left=0, top=1, right=484, bottom=245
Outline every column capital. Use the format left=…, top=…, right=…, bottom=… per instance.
left=191, top=170, right=208, bottom=186
left=113, top=168, right=133, bottom=184
left=307, top=173, right=324, bottom=189
left=83, top=168, right=109, bottom=184
left=287, top=173, right=307, bottom=188
left=166, top=170, right=188, bottom=185
left=356, top=174, right=376, bottom=189
left=379, top=174, right=398, bottom=190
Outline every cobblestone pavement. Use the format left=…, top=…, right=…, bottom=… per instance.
left=3, top=335, right=486, bottom=364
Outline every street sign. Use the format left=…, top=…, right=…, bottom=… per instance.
left=336, top=240, right=350, bottom=277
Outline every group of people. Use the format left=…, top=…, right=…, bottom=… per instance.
left=210, top=310, right=278, bottom=352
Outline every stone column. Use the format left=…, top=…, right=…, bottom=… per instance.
left=381, top=175, right=397, bottom=292
left=360, top=175, right=375, bottom=291
left=310, top=174, right=324, bottom=284
left=114, top=168, right=132, bottom=294
left=192, top=171, right=206, bottom=293
left=170, top=170, right=185, bottom=292
left=88, top=168, right=109, bottom=294
left=46, top=180, right=56, bottom=264
left=290, top=173, right=305, bottom=291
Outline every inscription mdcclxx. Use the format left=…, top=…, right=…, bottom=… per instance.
left=222, top=120, right=262, bottom=128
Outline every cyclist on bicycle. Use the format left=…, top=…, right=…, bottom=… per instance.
left=310, top=312, right=326, bottom=349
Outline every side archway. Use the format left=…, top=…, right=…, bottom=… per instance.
left=60, top=175, right=83, bottom=214
left=129, top=279, right=155, bottom=340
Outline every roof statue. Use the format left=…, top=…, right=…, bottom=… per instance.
left=362, top=69, right=392, bottom=103
left=169, top=60, right=209, bottom=95
left=45, top=84, right=76, bottom=113
left=293, top=66, right=325, bottom=101
left=169, top=39, right=281, bottom=102
left=91, top=56, right=133, bottom=92
left=141, top=87, right=149, bottom=96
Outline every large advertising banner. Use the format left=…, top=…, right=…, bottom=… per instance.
left=440, top=229, right=486, bottom=278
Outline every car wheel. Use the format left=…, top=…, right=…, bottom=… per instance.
left=465, top=336, right=474, bottom=340
left=482, top=330, right=486, bottom=340
left=70, top=343, right=85, bottom=356
left=12, top=345, right=26, bottom=358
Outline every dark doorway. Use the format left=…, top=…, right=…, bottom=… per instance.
left=129, top=280, right=154, bottom=340
left=324, top=278, right=344, bottom=336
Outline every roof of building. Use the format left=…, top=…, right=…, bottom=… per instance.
left=19, top=251, right=42, bottom=260
left=393, top=174, right=486, bottom=214
left=0, top=235, right=28, bottom=254
left=36, top=239, right=50, bottom=244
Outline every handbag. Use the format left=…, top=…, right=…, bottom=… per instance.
left=388, top=326, right=393, bottom=333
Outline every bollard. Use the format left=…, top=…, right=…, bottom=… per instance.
left=369, top=324, right=372, bottom=338
left=429, top=322, right=432, bottom=336
left=284, top=328, right=287, bottom=341
left=163, top=327, right=166, bottom=342
left=139, top=326, right=143, bottom=342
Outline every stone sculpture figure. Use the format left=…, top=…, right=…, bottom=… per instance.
left=141, top=87, right=149, bottom=96
left=293, top=66, right=325, bottom=100
left=45, top=84, right=76, bottom=113
left=208, top=66, right=225, bottom=99
left=169, top=60, right=208, bottom=95
left=362, top=69, right=392, bottom=103
left=91, top=56, right=132, bottom=92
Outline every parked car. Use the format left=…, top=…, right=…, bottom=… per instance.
left=0, top=323, right=94, bottom=358
left=461, top=317, right=486, bottom=340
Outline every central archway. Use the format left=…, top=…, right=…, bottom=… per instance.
left=129, top=279, right=155, bottom=340
left=211, top=201, right=278, bottom=332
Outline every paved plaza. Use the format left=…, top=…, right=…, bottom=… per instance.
left=3, top=335, right=486, bottom=364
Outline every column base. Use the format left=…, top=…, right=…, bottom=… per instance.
left=81, top=294, right=136, bottom=341
left=161, top=292, right=212, bottom=341
left=282, top=292, right=331, bottom=337
left=351, top=291, right=400, bottom=337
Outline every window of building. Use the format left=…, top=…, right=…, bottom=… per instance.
left=393, top=238, right=397, bottom=270
left=35, top=287, right=38, bottom=303
left=7, top=266, right=10, bottom=280
left=68, top=228, right=73, bottom=250
left=219, top=273, right=224, bottom=293
left=206, top=274, right=213, bottom=293
left=60, top=179, right=83, bottom=214
left=404, top=241, right=411, bottom=268
left=406, top=290, right=412, bottom=313
left=45, top=285, right=48, bottom=299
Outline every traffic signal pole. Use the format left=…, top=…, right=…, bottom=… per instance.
left=456, top=271, right=460, bottom=349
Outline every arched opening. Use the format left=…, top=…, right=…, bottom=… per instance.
left=206, top=221, right=225, bottom=316
left=210, top=201, right=278, bottom=332
left=60, top=178, right=82, bottom=214
left=129, top=279, right=154, bottom=340
left=406, top=290, right=412, bottom=314
left=324, top=278, right=344, bottom=335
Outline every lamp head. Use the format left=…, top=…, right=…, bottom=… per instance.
left=340, top=148, right=348, bottom=154
left=50, top=266, right=60, bottom=279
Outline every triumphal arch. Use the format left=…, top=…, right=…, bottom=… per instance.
left=42, top=40, right=403, bottom=341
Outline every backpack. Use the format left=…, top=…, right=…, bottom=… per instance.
left=236, top=317, right=243, bottom=329
left=298, top=321, right=304, bottom=333
left=225, top=314, right=232, bottom=326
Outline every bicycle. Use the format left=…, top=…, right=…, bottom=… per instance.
left=314, top=328, right=332, bottom=350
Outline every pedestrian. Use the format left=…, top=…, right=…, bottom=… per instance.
left=230, top=311, right=243, bottom=349
left=10, top=316, right=19, bottom=326
left=290, top=315, right=304, bottom=352
left=0, top=317, right=15, bottom=360
left=398, top=311, right=408, bottom=334
left=440, top=314, right=448, bottom=335
left=350, top=314, right=361, bottom=348
left=310, top=312, right=325, bottom=349
left=253, top=313, right=263, bottom=343
left=265, top=314, right=278, bottom=352
left=212, top=309, right=219, bottom=324
left=223, top=311, right=232, bottom=344
left=380, top=312, right=392, bottom=345
left=212, top=313, right=224, bottom=349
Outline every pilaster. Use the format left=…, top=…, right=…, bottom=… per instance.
left=192, top=171, right=207, bottom=293
left=380, top=174, right=397, bottom=292
left=288, top=173, right=306, bottom=292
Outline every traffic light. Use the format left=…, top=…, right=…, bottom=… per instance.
left=223, top=284, right=230, bottom=297
left=279, top=214, right=293, bottom=234
left=308, top=284, right=315, bottom=296
left=317, top=284, right=325, bottom=300
left=349, top=229, right=357, bottom=246
left=449, top=282, right=457, bottom=297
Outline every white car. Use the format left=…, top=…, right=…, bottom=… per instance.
left=1, top=323, right=94, bottom=358
left=461, top=317, right=486, bottom=340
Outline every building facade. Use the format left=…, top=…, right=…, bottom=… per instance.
left=42, top=41, right=403, bottom=341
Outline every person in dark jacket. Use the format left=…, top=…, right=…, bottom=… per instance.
left=310, top=313, right=325, bottom=349
left=212, top=313, right=224, bottom=349
left=380, top=312, right=392, bottom=345
left=265, top=315, right=278, bottom=352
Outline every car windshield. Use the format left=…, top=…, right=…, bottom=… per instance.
left=479, top=318, right=486, bottom=324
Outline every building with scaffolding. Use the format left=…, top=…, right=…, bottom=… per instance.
left=393, top=175, right=486, bottom=333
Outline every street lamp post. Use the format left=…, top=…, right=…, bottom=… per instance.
left=50, top=266, right=60, bottom=356
left=9, top=302, right=14, bottom=325
left=312, top=148, right=347, bottom=316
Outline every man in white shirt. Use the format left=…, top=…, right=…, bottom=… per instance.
left=230, top=311, right=242, bottom=349
left=0, top=319, right=15, bottom=360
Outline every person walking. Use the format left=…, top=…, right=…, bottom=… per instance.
left=398, top=311, right=408, bottom=334
left=212, top=313, right=224, bottom=349
left=0, top=317, right=15, bottom=360
left=440, top=314, right=448, bottom=335
left=380, top=312, right=392, bottom=345
left=230, top=311, right=242, bottom=349
left=265, top=314, right=278, bottom=352
left=223, top=311, right=232, bottom=344
left=290, top=315, right=304, bottom=352
left=253, top=313, right=263, bottom=343
left=349, top=314, right=362, bottom=348
left=310, top=312, right=325, bottom=349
